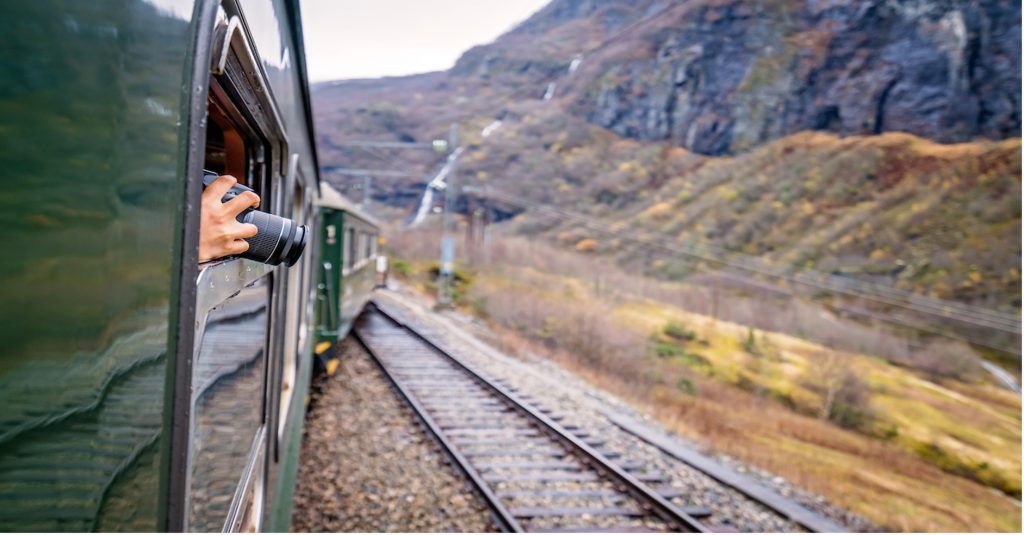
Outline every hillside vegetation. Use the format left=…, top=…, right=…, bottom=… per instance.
left=455, top=103, right=1022, bottom=311
left=312, top=0, right=1022, bottom=530
left=387, top=230, right=1022, bottom=532
left=312, top=0, right=1022, bottom=312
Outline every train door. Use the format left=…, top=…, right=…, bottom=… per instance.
left=315, top=209, right=345, bottom=348
left=167, top=5, right=295, bottom=532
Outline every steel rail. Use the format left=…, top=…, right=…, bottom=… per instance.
left=360, top=302, right=708, bottom=533
left=352, top=322, right=521, bottom=533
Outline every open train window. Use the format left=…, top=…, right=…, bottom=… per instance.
left=204, top=85, right=251, bottom=184
left=345, top=227, right=356, bottom=271
left=176, top=5, right=292, bottom=533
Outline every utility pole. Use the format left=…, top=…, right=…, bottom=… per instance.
left=437, top=123, right=459, bottom=307
left=361, top=173, right=371, bottom=210
left=465, top=200, right=476, bottom=263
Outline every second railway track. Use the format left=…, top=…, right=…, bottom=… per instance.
left=354, top=303, right=714, bottom=533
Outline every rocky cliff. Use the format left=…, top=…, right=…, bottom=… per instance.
left=455, top=0, right=1021, bottom=155
left=309, top=0, right=1021, bottom=310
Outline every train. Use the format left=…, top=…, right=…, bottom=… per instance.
left=0, top=0, right=379, bottom=531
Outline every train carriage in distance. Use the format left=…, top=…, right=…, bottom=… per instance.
left=314, top=184, right=380, bottom=373
left=0, top=0, right=378, bottom=532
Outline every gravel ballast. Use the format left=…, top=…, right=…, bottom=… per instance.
left=290, top=337, right=496, bottom=532
left=374, top=288, right=876, bottom=532
left=292, top=286, right=874, bottom=532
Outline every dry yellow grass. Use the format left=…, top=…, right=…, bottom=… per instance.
left=461, top=267, right=1022, bottom=532
left=388, top=226, right=1021, bottom=531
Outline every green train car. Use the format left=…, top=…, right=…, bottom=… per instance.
left=313, top=184, right=380, bottom=370
left=0, top=0, right=378, bottom=531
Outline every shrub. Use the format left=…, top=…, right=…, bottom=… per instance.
left=801, top=353, right=874, bottom=430
left=390, top=257, right=412, bottom=277
left=742, top=327, right=761, bottom=356
left=907, top=340, right=980, bottom=380
left=826, top=372, right=873, bottom=429
left=676, top=376, right=697, bottom=395
left=651, top=338, right=685, bottom=358
left=682, top=353, right=710, bottom=368
left=663, top=321, right=696, bottom=341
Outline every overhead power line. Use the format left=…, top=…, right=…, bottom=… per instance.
left=323, top=167, right=419, bottom=178
left=335, top=140, right=441, bottom=150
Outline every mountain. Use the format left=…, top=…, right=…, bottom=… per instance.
left=310, top=0, right=1021, bottom=310
left=457, top=0, right=1021, bottom=154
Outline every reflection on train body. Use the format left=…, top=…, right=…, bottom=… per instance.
left=188, top=281, right=269, bottom=531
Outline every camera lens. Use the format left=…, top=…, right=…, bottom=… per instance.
left=201, top=170, right=308, bottom=266
left=238, top=210, right=308, bottom=266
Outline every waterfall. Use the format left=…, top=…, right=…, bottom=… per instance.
left=409, top=186, right=434, bottom=228
left=482, top=120, right=503, bottom=138
left=568, top=54, right=583, bottom=74
left=980, top=360, right=1021, bottom=394
left=543, top=82, right=556, bottom=101
left=409, top=147, right=464, bottom=228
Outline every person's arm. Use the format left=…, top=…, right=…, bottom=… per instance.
left=198, top=175, right=261, bottom=263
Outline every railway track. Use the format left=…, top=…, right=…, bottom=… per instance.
left=354, top=303, right=717, bottom=533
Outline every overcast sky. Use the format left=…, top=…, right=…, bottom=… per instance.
left=299, top=0, right=550, bottom=82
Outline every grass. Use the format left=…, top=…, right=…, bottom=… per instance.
left=386, top=231, right=1021, bottom=532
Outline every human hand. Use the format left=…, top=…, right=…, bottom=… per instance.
left=198, top=175, right=261, bottom=263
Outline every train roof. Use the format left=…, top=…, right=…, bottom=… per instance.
left=318, top=183, right=382, bottom=228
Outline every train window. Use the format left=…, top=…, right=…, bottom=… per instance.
left=188, top=277, right=271, bottom=532
left=174, top=5, right=291, bottom=532
left=345, top=227, right=356, bottom=271
left=204, top=92, right=252, bottom=183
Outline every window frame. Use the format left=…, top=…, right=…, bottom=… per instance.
left=168, top=4, right=292, bottom=532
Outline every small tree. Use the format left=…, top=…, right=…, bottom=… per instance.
left=663, top=321, right=696, bottom=341
left=742, top=327, right=761, bottom=356
left=803, top=353, right=873, bottom=430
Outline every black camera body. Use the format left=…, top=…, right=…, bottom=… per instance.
left=202, top=170, right=307, bottom=266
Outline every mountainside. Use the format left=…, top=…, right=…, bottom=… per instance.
left=310, top=0, right=1021, bottom=310
left=457, top=0, right=1021, bottom=155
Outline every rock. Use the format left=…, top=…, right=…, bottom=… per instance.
left=550, top=0, right=1021, bottom=154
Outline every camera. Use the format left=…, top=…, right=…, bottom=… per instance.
left=202, top=170, right=307, bottom=266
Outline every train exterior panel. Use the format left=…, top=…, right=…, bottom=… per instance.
left=0, top=0, right=373, bottom=531
left=314, top=184, right=380, bottom=358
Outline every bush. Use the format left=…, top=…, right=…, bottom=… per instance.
left=801, top=353, right=874, bottom=431
left=676, top=376, right=697, bottom=395
left=651, top=338, right=685, bottom=358
left=907, top=341, right=980, bottom=380
left=469, top=296, right=489, bottom=319
left=682, top=353, right=710, bottom=368
left=914, top=442, right=1022, bottom=498
left=742, top=327, right=761, bottom=356
left=827, top=372, right=873, bottom=429
left=390, top=258, right=412, bottom=277
left=663, top=321, right=696, bottom=341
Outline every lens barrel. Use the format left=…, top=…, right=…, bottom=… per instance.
left=201, top=170, right=308, bottom=266
left=238, top=210, right=308, bottom=266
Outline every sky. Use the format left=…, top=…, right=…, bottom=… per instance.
left=300, top=0, right=551, bottom=82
